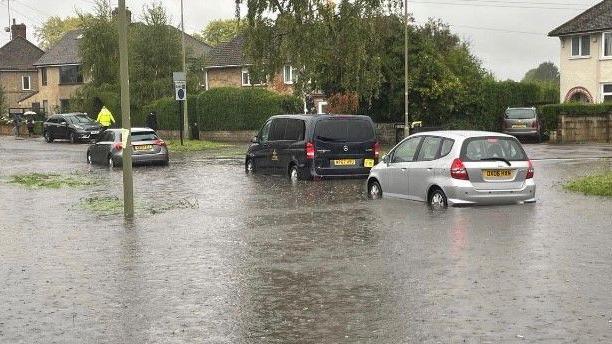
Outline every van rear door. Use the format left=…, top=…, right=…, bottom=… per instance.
left=313, top=117, right=376, bottom=175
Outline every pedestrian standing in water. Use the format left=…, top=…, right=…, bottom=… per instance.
left=146, top=111, right=158, bottom=131
left=13, top=114, right=21, bottom=137
left=96, top=106, right=115, bottom=131
left=26, top=117, right=35, bottom=138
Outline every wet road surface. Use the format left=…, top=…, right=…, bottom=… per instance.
left=1, top=137, right=611, bottom=343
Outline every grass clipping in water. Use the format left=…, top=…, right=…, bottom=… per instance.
left=564, top=172, right=612, bottom=197
left=80, top=196, right=198, bottom=215
left=9, top=173, right=96, bottom=189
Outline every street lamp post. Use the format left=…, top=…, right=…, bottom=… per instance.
left=404, top=0, right=410, bottom=138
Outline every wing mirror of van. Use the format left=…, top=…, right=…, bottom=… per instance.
left=251, top=136, right=259, bottom=144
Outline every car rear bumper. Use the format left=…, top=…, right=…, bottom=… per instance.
left=113, top=150, right=169, bottom=165
left=502, top=129, right=539, bottom=137
left=445, top=180, right=536, bottom=205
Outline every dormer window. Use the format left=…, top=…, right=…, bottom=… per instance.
left=571, top=35, right=590, bottom=57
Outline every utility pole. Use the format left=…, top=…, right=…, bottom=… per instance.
left=6, top=0, right=11, bottom=33
left=180, top=0, right=189, bottom=140
left=404, top=0, right=410, bottom=138
left=118, top=0, right=134, bottom=218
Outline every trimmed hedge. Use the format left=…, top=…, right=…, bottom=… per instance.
left=539, top=103, right=612, bottom=130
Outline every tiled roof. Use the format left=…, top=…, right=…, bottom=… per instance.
left=206, top=35, right=249, bottom=67
left=549, top=0, right=612, bottom=36
left=0, top=37, right=44, bottom=70
left=183, top=31, right=213, bottom=58
left=34, top=30, right=83, bottom=66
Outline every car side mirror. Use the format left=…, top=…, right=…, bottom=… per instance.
left=382, top=154, right=389, bottom=164
left=251, top=136, right=259, bottom=144
left=61, top=121, right=67, bottom=126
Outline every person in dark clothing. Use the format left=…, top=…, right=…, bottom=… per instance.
left=13, top=115, right=21, bottom=137
left=26, top=117, right=35, bottom=137
left=146, top=111, right=158, bottom=131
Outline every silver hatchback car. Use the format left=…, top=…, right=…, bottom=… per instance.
left=367, top=131, right=536, bottom=207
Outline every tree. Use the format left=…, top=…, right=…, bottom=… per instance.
left=79, top=1, right=118, bottom=86
left=194, top=19, right=244, bottom=46
left=522, top=62, right=560, bottom=84
left=0, top=85, right=6, bottom=116
left=35, top=16, right=86, bottom=50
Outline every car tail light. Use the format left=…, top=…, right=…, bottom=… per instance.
left=526, top=160, right=534, bottom=179
left=532, top=121, right=539, bottom=129
left=112, top=142, right=123, bottom=151
left=153, top=139, right=166, bottom=147
left=450, top=158, right=469, bottom=180
left=306, top=142, right=315, bottom=159
left=373, top=142, right=381, bottom=158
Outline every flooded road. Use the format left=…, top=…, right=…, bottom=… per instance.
left=1, top=137, right=611, bottom=343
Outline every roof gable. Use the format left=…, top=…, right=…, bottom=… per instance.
left=0, top=37, right=44, bottom=70
left=34, top=30, right=83, bottom=67
left=549, top=0, right=612, bottom=36
left=206, top=35, right=248, bottom=67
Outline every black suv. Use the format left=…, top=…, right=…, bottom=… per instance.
left=246, top=114, right=380, bottom=180
left=43, top=113, right=101, bottom=143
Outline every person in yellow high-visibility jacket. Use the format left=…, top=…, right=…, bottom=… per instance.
left=96, top=106, right=115, bottom=130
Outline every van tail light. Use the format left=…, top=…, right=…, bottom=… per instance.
left=305, top=142, right=315, bottom=159
left=526, top=160, right=534, bottom=179
left=450, top=158, right=469, bottom=180
left=373, top=142, right=381, bottom=158
left=112, top=142, right=123, bottom=151
left=153, top=139, right=166, bottom=147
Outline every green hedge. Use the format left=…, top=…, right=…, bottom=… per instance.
left=539, top=103, right=612, bottom=130
left=141, top=87, right=302, bottom=131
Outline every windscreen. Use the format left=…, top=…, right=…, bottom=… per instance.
left=131, top=131, right=159, bottom=142
left=315, top=119, right=375, bottom=142
left=505, top=109, right=535, bottom=119
left=461, top=137, right=527, bottom=162
left=68, top=115, right=95, bottom=124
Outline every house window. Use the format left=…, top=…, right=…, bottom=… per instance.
left=603, top=33, right=612, bottom=58
left=59, top=65, right=83, bottom=84
left=22, top=76, right=31, bottom=90
left=41, top=67, right=48, bottom=86
left=571, top=35, right=590, bottom=57
left=602, top=84, right=612, bottom=102
left=241, top=68, right=251, bottom=86
left=283, top=65, right=297, bottom=84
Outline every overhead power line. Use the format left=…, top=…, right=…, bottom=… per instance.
left=410, top=0, right=588, bottom=10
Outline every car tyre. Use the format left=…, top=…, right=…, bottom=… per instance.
left=245, top=158, right=255, bottom=174
left=289, top=164, right=299, bottom=182
left=429, top=188, right=448, bottom=209
left=44, top=131, right=53, bottom=143
left=368, top=180, right=383, bottom=199
left=108, top=156, right=115, bottom=168
left=87, top=151, right=93, bottom=164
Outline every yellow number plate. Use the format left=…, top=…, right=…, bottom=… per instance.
left=134, top=145, right=153, bottom=151
left=512, top=124, right=527, bottom=128
left=334, top=159, right=356, bottom=166
left=483, top=169, right=513, bottom=179
left=364, top=159, right=375, bottom=168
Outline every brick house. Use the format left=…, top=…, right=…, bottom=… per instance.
left=0, top=20, right=44, bottom=111
left=549, top=0, right=612, bottom=103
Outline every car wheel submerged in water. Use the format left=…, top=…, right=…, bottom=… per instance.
left=368, top=179, right=383, bottom=199
left=429, top=188, right=448, bottom=209
left=245, top=159, right=255, bottom=174
left=289, top=165, right=299, bottom=181
left=44, top=131, right=53, bottom=143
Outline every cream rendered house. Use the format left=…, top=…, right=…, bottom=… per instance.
left=549, top=0, right=612, bottom=103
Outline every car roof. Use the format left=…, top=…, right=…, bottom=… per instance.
left=105, top=128, right=155, bottom=133
left=410, top=130, right=515, bottom=140
left=270, top=114, right=373, bottom=121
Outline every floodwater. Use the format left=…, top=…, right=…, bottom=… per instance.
left=1, top=137, right=611, bottom=343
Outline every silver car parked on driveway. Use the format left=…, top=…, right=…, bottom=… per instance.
left=367, top=131, right=536, bottom=207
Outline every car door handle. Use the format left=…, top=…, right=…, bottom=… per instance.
left=401, top=168, right=408, bottom=172
left=427, top=168, right=433, bottom=171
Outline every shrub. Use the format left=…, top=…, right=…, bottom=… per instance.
left=539, top=103, right=612, bottom=130
left=327, top=92, right=359, bottom=114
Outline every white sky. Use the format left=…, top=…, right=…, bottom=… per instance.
left=0, top=0, right=601, bottom=80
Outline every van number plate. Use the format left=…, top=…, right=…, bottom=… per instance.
left=334, top=159, right=356, bottom=166
left=483, top=169, right=512, bottom=179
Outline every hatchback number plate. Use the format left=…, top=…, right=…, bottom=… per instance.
left=134, top=145, right=153, bottom=151
left=483, top=169, right=512, bottom=179
left=334, top=159, right=356, bottom=166
left=512, top=124, right=527, bottom=128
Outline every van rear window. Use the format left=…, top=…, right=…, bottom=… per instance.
left=315, top=119, right=375, bottom=142
left=461, top=137, right=527, bottom=162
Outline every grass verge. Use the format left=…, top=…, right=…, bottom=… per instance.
left=166, top=139, right=235, bottom=152
left=9, top=173, right=96, bottom=189
left=564, top=172, right=612, bottom=197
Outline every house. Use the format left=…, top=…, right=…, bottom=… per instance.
left=549, top=0, right=612, bottom=103
left=0, top=20, right=45, bottom=111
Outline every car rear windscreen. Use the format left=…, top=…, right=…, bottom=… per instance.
left=315, top=119, right=375, bottom=142
left=505, top=109, right=535, bottom=119
left=131, top=131, right=159, bottom=142
left=461, top=137, right=527, bottom=162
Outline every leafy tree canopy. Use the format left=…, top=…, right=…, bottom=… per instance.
left=194, top=19, right=244, bottom=46
left=522, top=62, right=559, bottom=84
left=35, top=16, right=87, bottom=50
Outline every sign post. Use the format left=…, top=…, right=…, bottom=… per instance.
left=173, top=72, right=187, bottom=146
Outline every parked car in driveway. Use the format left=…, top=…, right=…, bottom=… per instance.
left=502, top=107, right=542, bottom=142
left=245, top=114, right=380, bottom=180
left=367, top=131, right=536, bottom=207
left=86, top=128, right=169, bottom=167
left=43, top=113, right=101, bottom=143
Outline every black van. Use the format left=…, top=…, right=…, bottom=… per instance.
left=245, top=114, right=380, bottom=180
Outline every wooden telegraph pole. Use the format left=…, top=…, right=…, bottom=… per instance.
left=118, top=0, right=134, bottom=218
left=404, top=0, right=410, bottom=138
left=180, top=0, right=189, bottom=140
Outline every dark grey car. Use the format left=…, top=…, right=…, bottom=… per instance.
left=502, top=107, right=542, bottom=142
left=43, top=113, right=101, bottom=143
left=86, top=128, right=169, bottom=167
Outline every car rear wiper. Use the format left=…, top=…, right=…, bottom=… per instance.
left=316, top=136, right=345, bottom=142
left=480, top=157, right=512, bottom=166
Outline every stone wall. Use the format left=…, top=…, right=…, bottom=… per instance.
left=556, top=114, right=611, bottom=143
left=157, top=129, right=257, bottom=142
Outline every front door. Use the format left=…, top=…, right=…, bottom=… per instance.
left=56, top=116, right=69, bottom=139
left=253, top=121, right=273, bottom=173
left=380, top=136, right=422, bottom=198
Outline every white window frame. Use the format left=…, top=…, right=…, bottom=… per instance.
left=601, top=83, right=612, bottom=102
left=571, top=35, right=591, bottom=58
left=602, top=32, right=612, bottom=59
left=283, top=65, right=297, bottom=85
left=241, top=68, right=251, bottom=86
left=22, top=75, right=31, bottom=91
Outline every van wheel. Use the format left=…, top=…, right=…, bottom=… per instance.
left=44, top=131, right=53, bottom=143
left=245, top=159, right=255, bottom=174
left=289, top=165, right=300, bottom=181
left=429, top=188, right=448, bottom=209
left=368, top=180, right=382, bottom=199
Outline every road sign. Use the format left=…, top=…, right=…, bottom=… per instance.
left=175, top=80, right=186, bottom=101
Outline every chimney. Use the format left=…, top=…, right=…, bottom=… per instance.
left=11, top=19, right=27, bottom=40
left=111, top=7, right=132, bottom=23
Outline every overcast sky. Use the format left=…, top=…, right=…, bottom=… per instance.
left=0, top=0, right=601, bottom=80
